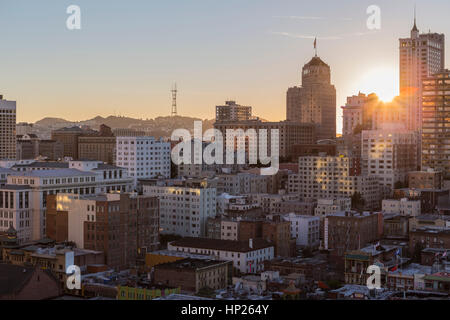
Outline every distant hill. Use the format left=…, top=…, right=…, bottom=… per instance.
left=34, top=115, right=215, bottom=138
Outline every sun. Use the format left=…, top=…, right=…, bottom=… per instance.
left=356, top=67, right=398, bottom=102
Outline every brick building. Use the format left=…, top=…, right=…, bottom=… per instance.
left=78, top=124, right=116, bottom=164
left=324, top=211, right=382, bottom=256
left=409, top=227, right=450, bottom=254
left=154, top=258, right=232, bottom=293
left=46, top=192, right=159, bottom=269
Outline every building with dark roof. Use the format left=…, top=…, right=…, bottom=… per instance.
left=0, top=264, right=62, bottom=299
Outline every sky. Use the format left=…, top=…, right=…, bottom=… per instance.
left=1, top=0, right=450, bottom=134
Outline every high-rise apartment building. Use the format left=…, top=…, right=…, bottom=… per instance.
left=216, top=101, right=252, bottom=122
left=362, top=123, right=419, bottom=195
left=143, top=179, right=216, bottom=237
left=399, top=18, right=445, bottom=131
left=115, top=136, right=171, bottom=188
left=286, top=55, right=336, bottom=140
left=422, top=70, right=450, bottom=178
left=0, top=95, right=17, bottom=160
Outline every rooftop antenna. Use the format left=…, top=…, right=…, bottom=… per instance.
left=314, top=37, right=317, bottom=57
left=171, top=83, right=178, bottom=116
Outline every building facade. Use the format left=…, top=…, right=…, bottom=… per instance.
left=0, top=95, right=17, bottom=160
left=399, top=20, right=445, bottom=131
left=421, top=70, right=450, bottom=178
left=115, top=136, right=171, bottom=188
left=286, top=55, right=336, bottom=140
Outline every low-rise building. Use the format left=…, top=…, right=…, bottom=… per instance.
left=167, top=237, right=274, bottom=274
left=382, top=198, right=421, bottom=216
left=154, top=258, right=232, bottom=293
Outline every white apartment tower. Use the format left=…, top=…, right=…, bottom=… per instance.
left=0, top=95, right=17, bottom=160
left=143, top=183, right=216, bottom=237
left=115, top=136, right=171, bottom=188
left=399, top=16, right=445, bottom=131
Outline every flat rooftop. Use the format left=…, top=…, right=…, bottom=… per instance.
left=170, top=237, right=273, bottom=252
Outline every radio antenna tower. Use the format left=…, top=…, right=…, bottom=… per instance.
left=171, top=83, right=178, bottom=116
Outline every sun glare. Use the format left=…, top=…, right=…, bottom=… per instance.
left=356, top=67, right=398, bottom=102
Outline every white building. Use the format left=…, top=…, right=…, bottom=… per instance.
left=382, top=198, right=421, bottom=217
left=143, top=182, right=216, bottom=237
left=167, top=238, right=274, bottom=274
left=315, top=198, right=352, bottom=218
left=283, top=213, right=320, bottom=248
left=115, top=136, right=171, bottom=188
left=5, top=162, right=133, bottom=240
left=362, top=123, right=418, bottom=196
left=0, top=185, right=32, bottom=243
left=217, top=173, right=271, bottom=195
left=0, top=95, right=16, bottom=160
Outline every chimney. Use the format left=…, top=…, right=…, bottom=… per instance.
left=249, top=238, right=253, bottom=249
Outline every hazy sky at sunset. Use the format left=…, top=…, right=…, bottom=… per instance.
left=1, top=0, right=450, bottom=133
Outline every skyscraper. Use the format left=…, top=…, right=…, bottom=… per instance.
left=422, top=70, right=450, bottom=178
left=0, top=95, right=17, bottom=160
left=286, top=55, right=336, bottom=141
left=399, top=16, right=445, bottom=131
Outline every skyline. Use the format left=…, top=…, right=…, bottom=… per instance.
left=1, top=0, right=450, bottom=134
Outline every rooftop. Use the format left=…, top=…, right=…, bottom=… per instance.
left=9, top=168, right=96, bottom=178
left=155, top=258, right=230, bottom=271
left=170, top=237, right=273, bottom=252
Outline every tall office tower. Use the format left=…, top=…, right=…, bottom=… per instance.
left=399, top=17, right=445, bottom=131
left=422, top=70, right=450, bottom=178
left=115, top=136, right=171, bottom=188
left=215, top=101, right=252, bottom=122
left=0, top=95, right=17, bottom=160
left=286, top=55, right=336, bottom=141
